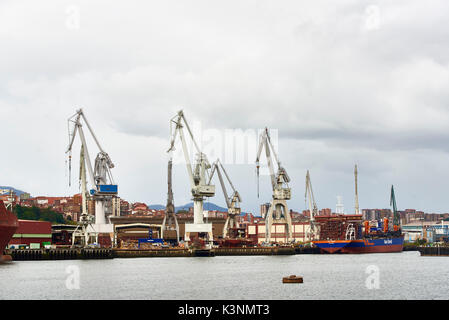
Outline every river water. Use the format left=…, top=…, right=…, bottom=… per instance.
left=1, top=251, right=448, bottom=300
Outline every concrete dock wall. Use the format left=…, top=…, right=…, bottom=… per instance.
left=215, top=247, right=296, bottom=256
left=5, top=248, right=113, bottom=260
left=113, top=249, right=192, bottom=258
left=3, top=244, right=414, bottom=261
left=418, top=246, right=449, bottom=256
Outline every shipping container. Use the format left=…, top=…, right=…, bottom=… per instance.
left=30, top=243, right=40, bottom=249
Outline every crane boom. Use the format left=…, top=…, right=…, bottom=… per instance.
left=305, top=170, right=317, bottom=222
left=168, top=111, right=204, bottom=189
left=79, top=111, right=106, bottom=153
left=76, top=122, right=96, bottom=190
left=256, top=128, right=277, bottom=193
left=209, top=161, right=230, bottom=208
left=305, top=170, right=319, bottom=241
left=209, top=159, right=242, bottom=238
left=209, top=159, right=241, bottom=210
left=305, top=170, right=318, bottom=241
left=66, top=109, right=116, bottom=191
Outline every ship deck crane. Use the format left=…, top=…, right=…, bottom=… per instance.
left=66, top=109, right=119, bottom=230
left=208, top=158, right=242, bottom=238
left=305, top=170, right=319, bottom=241
left=167, top=110, right=215, bottom=246
left=256, top=127, right=292, bottom=243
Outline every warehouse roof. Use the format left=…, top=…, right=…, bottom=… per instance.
left=17, top=220, right=52, bottom=234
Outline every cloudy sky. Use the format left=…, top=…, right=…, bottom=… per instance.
left=1, top=0, right=449, bottom=214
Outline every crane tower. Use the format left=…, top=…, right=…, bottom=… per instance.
left=167, top=110, right=215, bottom=246
left=66, top=109, right=118, bottom=235
left=256, top=127, right=293, bottom=243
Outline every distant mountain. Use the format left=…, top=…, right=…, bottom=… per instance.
left=176, top=202, right=228, bottom=212
left=147, top=204, right=166, bottom=210
left=0, top=186, right=27, bottom=196
left=148, top=202, right=228, bottom=213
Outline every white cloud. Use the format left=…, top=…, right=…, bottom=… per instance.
left=2, top=0, right=449, bottom=213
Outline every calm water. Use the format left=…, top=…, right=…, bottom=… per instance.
left=1, top=251, right=448, bottom=300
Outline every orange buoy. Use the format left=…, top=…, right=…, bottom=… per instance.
left=282, top=275, right=303, bottom=283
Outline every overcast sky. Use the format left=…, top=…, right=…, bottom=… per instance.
left=1, top=0, right=449, bottom=214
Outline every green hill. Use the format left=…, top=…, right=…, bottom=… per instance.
left=13, top=205, right=74, bottom=224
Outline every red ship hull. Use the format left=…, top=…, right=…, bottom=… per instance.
left=314, top=236, right=404, bottom=254
left=0, top=200, right=19, bottom=262
left=340, top=243, right=403, bottom=254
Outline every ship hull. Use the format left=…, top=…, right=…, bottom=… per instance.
left=0, top=200, right=19, bottom=262
left=313, top=236, right=404, bottom=254
left=312, top=240, right=351, bottom=253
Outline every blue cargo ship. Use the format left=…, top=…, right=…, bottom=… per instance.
left=313, top=235, right=404, bottom=254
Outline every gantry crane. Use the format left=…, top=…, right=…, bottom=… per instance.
left=167, top=110, right=215, bottom=245
left=305, top=170, right=318, bottom=241
left=256, top=127, right=292, bottom=243
left=161, top=151, right=180, bottom=243
left=208, top=158, right=242, bottom=238
left=66, top=109, right=119, bottom=230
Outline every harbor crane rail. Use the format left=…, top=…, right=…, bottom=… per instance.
left=208, top=158, right=242, bottom=238
left=256, top=127, right=293, bottom=242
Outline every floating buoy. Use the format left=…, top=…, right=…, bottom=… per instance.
left=282, top=275, right=303, bottom=283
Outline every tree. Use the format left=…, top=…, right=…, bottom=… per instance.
left=414, top=238, right=427, bottom=246
left=13, top=204, right=69, bottom=224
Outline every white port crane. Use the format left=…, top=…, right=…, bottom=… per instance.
left=208, top=158, right=242, bottom=238
left=66, top=109, right=119, bottom=228
left=305, top=170, right=319, bottom=241
left=167, top=110, right=215, bottom=245
left=255, top=127, right=292, bottom=243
